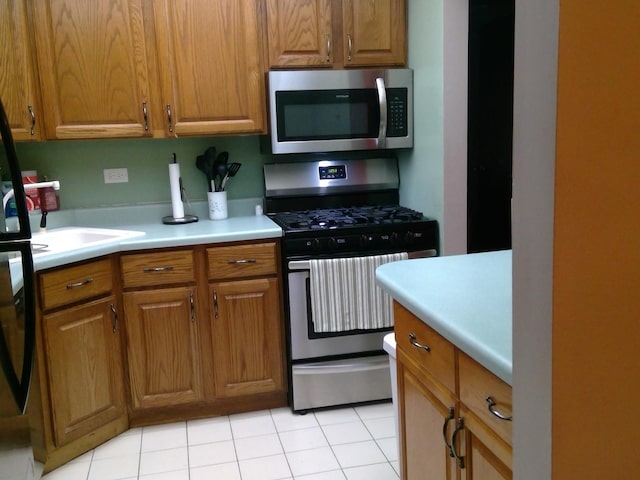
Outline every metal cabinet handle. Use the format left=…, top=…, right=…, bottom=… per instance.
left=325, top=33, right=331, bottom=62
left=347, top=33, right=353, bottom=61
left=66, top=277, right=93, bottom=289
left=409, top=332, right=430, bottom=352
left=28, top=105, right=35, bottom=135
left=142, top=266, right=174, bottom=272
left=142, top=102, right=148, bottom=131
left=166, top=104, right=173, bottom=133
left=451, top=418, right=466, bottom=469
left=442, top=407, right=455, bottom=458
left=189, top=292, right=196, bottom=323
left=375, top=77, right=387, bottom=148
left=213, top=291, right=219, bottom=319
left=109, top=303, right=118, bottom=333
left=227, top=258, right=257, bottom=265
left=486, top=396, right=513, bottom=421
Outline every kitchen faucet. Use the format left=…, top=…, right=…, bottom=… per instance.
left=2, top=180, right=61, bottom=230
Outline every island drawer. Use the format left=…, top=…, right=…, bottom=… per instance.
left=207, top=242, right=277, bottom=280
left=459, top=352, right=512, bottom=445
left=39, top=258, right=113, bottom=310
left=394, top=302, right=456, bottom=394
left=121, top=250, right=195, bottom=287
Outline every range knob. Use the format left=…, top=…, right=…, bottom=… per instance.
left=310, top=238, right=321, bottom=251
left=327, top=237, right=337, bottom=250
left=404, top=231, right=415, bottom=246
left=390, top=232, right=401, bottom=246
left=360, top=234, right=374, bottom=248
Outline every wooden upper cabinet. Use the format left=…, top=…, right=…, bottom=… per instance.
left=31, top=0, right=153, bottom=139
left=0, top=0, right=43, bottom=140
left=266, top=0, right=407, bottom=69
left=151, top=0, right=266, bottom=136
left=342, top=0, right=406, bottom=67
left=265, top=0, right=333, bottom=68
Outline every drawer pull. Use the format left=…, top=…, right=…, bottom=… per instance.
left=66, top=277, right=93, bottom=289
left=143, top=266, right=174, bottom=272
left=227, top=258, right=257, bottom=265
left=409, top=332, right=430, bottom=352
left=213, top=291, right=219, bottom=319
left=486, top=396, right=513, bottom=421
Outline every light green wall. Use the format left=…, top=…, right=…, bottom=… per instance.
left=399, top=0, right=444, bottom=227
left=14, top=136, right=269, bottom=209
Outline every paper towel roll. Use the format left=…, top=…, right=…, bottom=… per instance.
left=168, top=163, right=184, bottom=219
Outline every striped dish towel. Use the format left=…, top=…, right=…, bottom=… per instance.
left=309, top=253, right=408, bottom=333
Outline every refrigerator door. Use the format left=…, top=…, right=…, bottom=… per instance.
left=0, top=243, right=41, bottom=480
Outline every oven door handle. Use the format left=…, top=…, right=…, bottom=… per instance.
left=288, top=260, right=311, bottom=271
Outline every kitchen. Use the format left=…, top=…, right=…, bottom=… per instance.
left=1, top=1, right=638, bottom=480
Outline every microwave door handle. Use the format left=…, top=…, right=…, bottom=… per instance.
left=376, top=77, right=387, bottom=148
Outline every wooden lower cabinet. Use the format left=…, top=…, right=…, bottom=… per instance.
left=210, top=277, right=284, bottom=397
left=395, top=301, right=513, bottom=480
left=399, top=362, right=458, bottom=480
left=123, top=287, right=203, bottom=410
left=42, top=296, right=126, bottom=447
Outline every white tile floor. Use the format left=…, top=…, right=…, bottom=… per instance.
left=42, top=402, right=400, bottom=480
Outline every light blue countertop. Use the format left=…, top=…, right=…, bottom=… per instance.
left=25, top=199, right=283, bottom=272
left=376, top=250, right=512, bottom=385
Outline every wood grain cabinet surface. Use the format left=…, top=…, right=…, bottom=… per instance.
left=151, top=0, right=266, bottom=136
left=0, top=0, right=43, bottom=140
left=207, top=242, right=285, bottom=398
left=265, top=0, right=407, bottom=68
left=395, top=302, right=513, bottom=480
left=33, top=257, right=128, bottom=473
left=30, top=0, right=154, bottom=139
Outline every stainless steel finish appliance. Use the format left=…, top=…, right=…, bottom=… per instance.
left=0, top=98, right=42, bottom=479
left=265, top=69, right=413, bottom=154
left=265, top=157, right=438, bottom=412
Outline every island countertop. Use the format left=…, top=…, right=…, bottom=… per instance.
left=376, top=249, right=512, bottom=384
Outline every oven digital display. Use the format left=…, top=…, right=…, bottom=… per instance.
left=319, top=165, right=347, bottom=180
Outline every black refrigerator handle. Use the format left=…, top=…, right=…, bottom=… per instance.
left=0, top=242, right=36, bottom=413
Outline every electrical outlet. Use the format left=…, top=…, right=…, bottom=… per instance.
left=104, top=168, right=129, bottom=184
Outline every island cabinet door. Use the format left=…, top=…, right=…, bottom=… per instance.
left=398, top=353, right=459, bottom=480
left=461, top=426, right=512, bottom=480
left=123, top=287, right=203, bottom=410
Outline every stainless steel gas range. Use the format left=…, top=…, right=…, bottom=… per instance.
left=264, top=157, right=439, bottom=412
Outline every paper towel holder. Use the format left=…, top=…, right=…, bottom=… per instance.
left=163, top=153, right=199, bottom=225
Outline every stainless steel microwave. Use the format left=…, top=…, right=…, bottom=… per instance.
left=265, top=69, right=413, bottom=154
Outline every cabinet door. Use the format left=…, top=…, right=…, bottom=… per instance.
left=463, top=427, right=512, bottom=480
left=42, top=297, right=126, bottom=446
left=210, top=278, right=284, bottom=397
left=152, top=0, right=266, bottom=136
left=31, top=0, right=153, bottom=139
left=265, top=0, right=333, bottom=68
left=342, top=0, right=406, bottom=67
left=0, top=0, right=43, bottom=140
left=399, top=363, right=458, bottom=480
left=124, top=287, right=203, bottom=409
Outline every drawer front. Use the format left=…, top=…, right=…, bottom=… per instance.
left=121, top=250, right=195, bottom=287
left=459, top=352, right=512, bottom=445
left=207, top=243, right=277, bottom=280
left=394, top=302, right=456, bottom=394
left=40, top=258, right=113, bottom=310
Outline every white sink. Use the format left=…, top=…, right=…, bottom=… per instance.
left=31, top=226, right=145, bottom=256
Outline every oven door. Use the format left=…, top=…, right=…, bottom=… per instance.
left=287, top=263, right=389, bottom=361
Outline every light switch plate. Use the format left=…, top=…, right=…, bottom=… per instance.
left=104, top=168, right=129, bottom=183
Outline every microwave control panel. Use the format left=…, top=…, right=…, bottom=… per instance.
left=387, top=88, right=408, bottom=138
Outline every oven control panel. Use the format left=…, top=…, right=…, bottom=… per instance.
left=319, top=165, right=347, bottom=180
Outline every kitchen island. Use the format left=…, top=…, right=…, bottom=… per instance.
left=376, top=250, right=513, bottom=479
